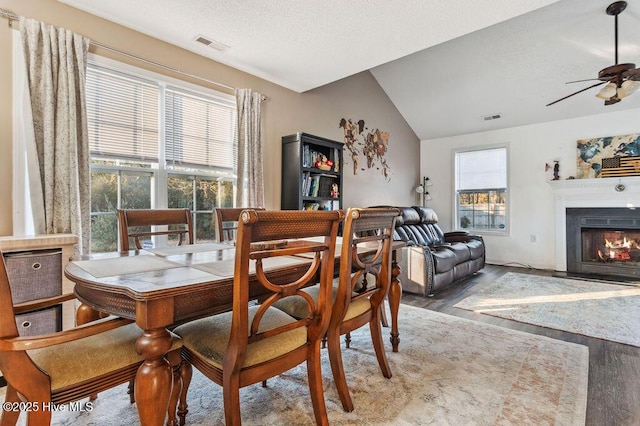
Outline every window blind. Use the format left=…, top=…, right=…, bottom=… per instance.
left=165, top=88, right=235, bottom=171
left=86, top=67, right=159, bottom=162
left=456, top=147, right=507, bottom=190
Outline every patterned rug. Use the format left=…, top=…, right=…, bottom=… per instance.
left=2, top=305, right=588, bottom=425
left=455, top=272, right=640, bottom=347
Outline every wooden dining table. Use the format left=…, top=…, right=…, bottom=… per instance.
left=64, top=239, right=404, bottom=426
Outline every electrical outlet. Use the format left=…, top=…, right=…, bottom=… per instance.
left=530, top=234, right=537, bottom=243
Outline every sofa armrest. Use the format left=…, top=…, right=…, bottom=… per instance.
left=430, top=242, right=452, bottom=250
left=444, top=231, right=470, bottom=238
left=444, top=232, right=484, bottom=244
left=398, top=245, right=435, bottom=296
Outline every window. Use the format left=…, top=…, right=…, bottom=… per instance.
left=454, top=147, right=507, bottom=233
left=87, top=58, right=237, bottom=252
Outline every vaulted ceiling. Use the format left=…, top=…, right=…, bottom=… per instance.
left=60, top=0, right=640, bottom=140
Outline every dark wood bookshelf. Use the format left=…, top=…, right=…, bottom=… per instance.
left=281, top=132, right=343, bottom=211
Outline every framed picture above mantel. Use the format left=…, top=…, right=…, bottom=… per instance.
left=576, top=133, right=640, bottom=179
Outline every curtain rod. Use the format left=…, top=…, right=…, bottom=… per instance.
left=0, top=8, right=250, bottom=95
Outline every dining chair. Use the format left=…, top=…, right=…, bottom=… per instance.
left=0, top=251, right=189, bottom=426
left=117, top=208, right=194, bottom=251
left=174, top=209, right=344, bottom=426
left=274, top=207, right=399, bottom=412
left=212, top=207, right=264, bottom=243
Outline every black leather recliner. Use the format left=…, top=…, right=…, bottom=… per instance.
left=393, top=206, right=485, bottom=296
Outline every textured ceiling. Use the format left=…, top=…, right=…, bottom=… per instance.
left=59, top=0, right=640, bottom=140
left=371, top=0, right=640, bottom=139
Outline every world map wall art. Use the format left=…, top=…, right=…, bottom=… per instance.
left=576, top=133, right=640, bottom=179
left=339, top=118, right=391, bottom=180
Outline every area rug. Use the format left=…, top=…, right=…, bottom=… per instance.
left=1, top=305, right=588, bottom=425
left=455, top=272, right=640, bottom=347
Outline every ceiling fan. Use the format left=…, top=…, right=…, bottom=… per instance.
left=546, top=1, right=640, bottom=106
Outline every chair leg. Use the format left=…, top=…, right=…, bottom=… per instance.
left=369, top=312, right=392, bottom=379
left=166, top=350, right=183, bottom=426
left=178, top=359, right=192, bottom=426
left=344, top=332, right=351, bottom=349
left=222, top=372, right=242, bottom=426
left=127, top=380, right=135, bottom=403
left=379, top=300, right=389, bottom=328
left=26, top=409, right=52, bottom=426
left=306, top=341, right=330, bottom=426
left=327, top=330, right=354, bottom=412
left=1, top=384, right=20, bottom=426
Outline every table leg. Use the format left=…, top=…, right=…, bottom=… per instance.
left=135, top=328, right=173, bottom=426
left=76, top=302, right=108, bottom=326
left=388, top=252, right=402, bottom=352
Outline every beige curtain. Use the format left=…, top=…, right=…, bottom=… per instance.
left=20, top=18, right=91, bottom=254
left=235, top=88, right=264, bottom=208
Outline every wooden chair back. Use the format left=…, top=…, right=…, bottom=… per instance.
left=117, top=208, right=194, bottom=251
left=0, top=250, right=186, bottom=424
left=234, top=209, right=342, bottom=340
left=212, top=207, right=264, bottom=243
left=175, top=209, right=343, bottom=425
left=333, top=207, right=399, bottom=325
left=328, top=207, right=399, bottom=412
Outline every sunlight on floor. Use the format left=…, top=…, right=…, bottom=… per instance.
left=474, top=287, right=640, bottom=308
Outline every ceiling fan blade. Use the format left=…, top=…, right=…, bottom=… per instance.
left=546, top=81, right=607, bottom=106
left=565, top=77, right=602, bottom=84
left=623, top=68, right=640, bottom=80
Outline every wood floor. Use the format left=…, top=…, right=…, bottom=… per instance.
left=399, top=264, right=640, bottom=426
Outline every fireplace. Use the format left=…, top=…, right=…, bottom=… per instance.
left=566, top=207, right=640, bottom=279
left=550, top=176, right=640, bottom=274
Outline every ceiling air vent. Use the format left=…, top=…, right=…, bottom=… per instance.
left=193, top=35, right=229, bottom=52
left=483, top=114, right=502, bottom=121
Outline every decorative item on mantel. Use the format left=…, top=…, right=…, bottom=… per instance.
left=545, top=160, right=560, bottom=181
left=600, top=156, right=640, bottom=178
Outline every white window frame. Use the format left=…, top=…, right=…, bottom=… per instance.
left=453, top=144, right=509, bottom=235
left=87, top=55, right=237, bottom=250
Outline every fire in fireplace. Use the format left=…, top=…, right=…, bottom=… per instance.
left=582, top=229, right=640, bottom=263
left=567, top=207, right=640, bottom=279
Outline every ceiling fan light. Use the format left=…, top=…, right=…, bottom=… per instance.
left=619, top=80, right=640, bottom=98
left=596, top=82, right=617, bottom=99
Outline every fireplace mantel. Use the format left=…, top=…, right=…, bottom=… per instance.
left=549, top=176, right=640, bottom=271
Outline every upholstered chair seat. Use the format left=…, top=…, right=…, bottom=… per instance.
left=28, top=323, right=183, bottom=392
left=175, top=306, right=306, bottom=370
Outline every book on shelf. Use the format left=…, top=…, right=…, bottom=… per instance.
left=302, top=145, right=310, bottom=167
left=310, top=175, right=320, bottom=197
left=301, top=172, right=312, bottom=196
left=303, top=202, right=320, bottom=210
left=309, top=200, right=340, bottom=211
